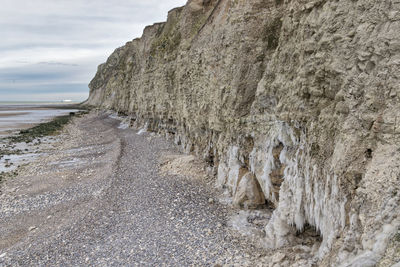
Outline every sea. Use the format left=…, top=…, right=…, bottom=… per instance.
left=0, top=101, right=81, bottom=137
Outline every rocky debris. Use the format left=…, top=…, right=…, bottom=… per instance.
left=271, top=252, right=286, bottom=265
left=160, top=154, right=210, bottom=182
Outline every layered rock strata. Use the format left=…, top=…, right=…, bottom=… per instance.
left=87, top=0, right=400, bottom=265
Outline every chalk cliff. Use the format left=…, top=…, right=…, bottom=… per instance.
left=87, top=0, right=400, bottom=265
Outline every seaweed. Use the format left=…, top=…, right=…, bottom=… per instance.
left=8, top=110, right=88, bottom=143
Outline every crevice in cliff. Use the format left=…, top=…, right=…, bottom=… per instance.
left=191, top=0, right=223, bottom=40
left=296, top=223, right=323, bottom=245
left=270, top=142, right=285, bottom=202
left=263, top=17, right=282, bottom=51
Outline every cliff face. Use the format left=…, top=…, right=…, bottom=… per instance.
left=88, top=0, right=400, bottom=265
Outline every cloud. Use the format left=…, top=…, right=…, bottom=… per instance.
left=0, top=0, right=187, bottom=101
left=37, top=62, right=79, bottom=67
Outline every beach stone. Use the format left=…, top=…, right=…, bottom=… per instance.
left=271, top=252, right=286, bottom=263
left=233, top=172, right=265, bottom=209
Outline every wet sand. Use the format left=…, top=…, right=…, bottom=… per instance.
left=0, top=105, right=80, bottom=137
left=0, top=113, right=30, bottom=117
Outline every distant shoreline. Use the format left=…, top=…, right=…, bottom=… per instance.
left=0, top=101, right=82, bottom=104
left=0, top=102, right=83, bottom=109
left=0, top=104, right=83, bottom=137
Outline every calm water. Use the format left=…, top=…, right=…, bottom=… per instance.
left=0, top=103, right=80, bottom=137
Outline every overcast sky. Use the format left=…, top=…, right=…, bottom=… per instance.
left=0, top=0, right=187, bottom=102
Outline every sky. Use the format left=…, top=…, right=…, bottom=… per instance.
left=0, top=0, right=187, bottom=102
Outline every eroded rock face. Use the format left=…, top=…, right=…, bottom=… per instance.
left=87, top=0, right=400, bottom=265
